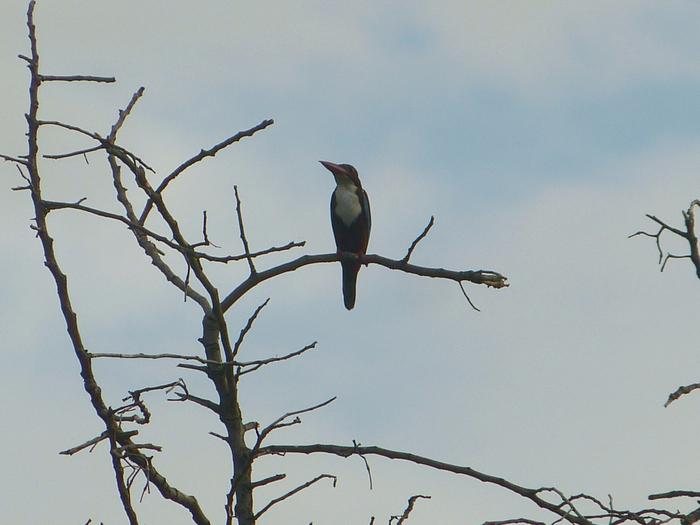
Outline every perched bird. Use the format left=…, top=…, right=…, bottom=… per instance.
left=321, top=160, right=371, bottom=310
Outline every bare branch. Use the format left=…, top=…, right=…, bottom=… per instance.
left=12, top=164, right=32, bottom=191
left=402, top=216, right=434, bottom=263
left=255, top=443, right=596, bottom=525
left=0, top=153, right=30, bottom=166
left=353, top=440, right=373, bottom=490
left=40, top=74, right=116, bottom=83
left=649, top=491, right=700, bottom=501
left=393, top=494, right=431, bottom=525
left=89, top=351, right=209, bottom=363
left=232, top=298, right=270, bottom=360
left=108, top=430, right=139, bottom=525
left=257, top=397, right=337, bottom=445
left=633, top=202, right=700, bottom=279
left=234, top=185, right=256, bottom=275
left=40, top=199, right=185, bottom=252
left=139, top=119, right=274, bottom=223
left=665, top=383, right=700, bottom=407
left=109, top=87, right=145, bottom=140
left=88, top=348, right=315, bottom=379
left=237, top=342, right=317, bottom=376
left=43, top=145, right=103, bottom=160
left=459, top=281, right=481, bottom=312
left=250, top=473, right=286, bottom=489
left=38, top=119, right=154, bottom=172
left=198, top=240, right=306, bottom=263
left=482, top=519, right=546, bottom=525
left=60, top=431, right=110, bottom=456
left=221, top=252, right=508, bottom=312
left=254, top=474, right=337, bottom=520
left=106, top=150, right=212, bottom=312
left=192, top=211, right=221, bottom=249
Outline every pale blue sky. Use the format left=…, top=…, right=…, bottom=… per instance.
left=3, top=1, right=700, bottom=524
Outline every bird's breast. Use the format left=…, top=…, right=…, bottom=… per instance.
left=333, top=186, right=362, bottom=227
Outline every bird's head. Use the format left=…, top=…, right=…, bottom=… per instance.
left=320, top=160, right=362, bottom=189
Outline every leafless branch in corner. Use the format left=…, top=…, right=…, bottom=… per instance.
left=664, top=382, right=700, bottom=407
left=631, top=200, right=700, bottom=279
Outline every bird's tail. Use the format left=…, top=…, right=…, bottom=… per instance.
left=341, top=260, right=360, bottom=310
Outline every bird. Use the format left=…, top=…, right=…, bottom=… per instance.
left=320, top=160, right=371, bottom=310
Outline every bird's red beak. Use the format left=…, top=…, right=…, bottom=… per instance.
left=320, top=160, right=346, bottom=177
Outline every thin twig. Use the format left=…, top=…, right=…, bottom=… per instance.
left=237, top=342, right=317, bottom=376
left=109, top=87, right=145, bottom=140
left=192, top=211, right=221, bottom=249
left=257, top=397, right=337, bottom=444
left=402, top=216, right=434, bottom=263
left=139, top=119, right=274, bottom=223
left=38, top=119, right=154, bottom=172
left=250, top=473, right=286, bottom=489
left=459, top=281, right=481, bottom=312
left=254, top=474, right=337, bottom=520
left=40, top=200, right=184, bottom=252
left=234, top=185, right=256, bottom=275
left=60, top=431, right=110, bottom=455
left=43, top=145, right=103, bottom=160
left=197, top=240, right=305, bottom=263
left=0, top=153, right=30, bottom=166
left=353, top=440, right=373, bottom=490
left=232, top=298, right=269, bottom=360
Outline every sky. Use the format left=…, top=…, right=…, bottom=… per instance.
left=2, top=1, right=700, bottom=524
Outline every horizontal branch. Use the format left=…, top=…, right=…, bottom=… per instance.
left=649, top=490, right=700, bottom=501
left=40, top=74, right=116, bottom=83
left=41, top=200, right=183, bottom=251
left=43, top=145, right=102, bottom=160
left=199, top=241, right=306, bottom=263
left=89, top=351, right=209, bottom=363
left=221, top=252, right=508, bottom=312
left=43, top=198, right=304, bottom=270
left=254, top=444, right=593, bottom=525
left=0, top=153, right=30, bottom=166
left=38, top=119, right=154, bottom=172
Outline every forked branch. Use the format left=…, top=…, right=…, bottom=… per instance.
left=631, top=201, right=700, bottom=278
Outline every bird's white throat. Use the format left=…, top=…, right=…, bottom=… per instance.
left=333, top=183, right=362, bottom=227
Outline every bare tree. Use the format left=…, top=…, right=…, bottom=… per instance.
left=5, top=2, right=700, bottom=525
left=632, top=201, right=700, bottom=408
